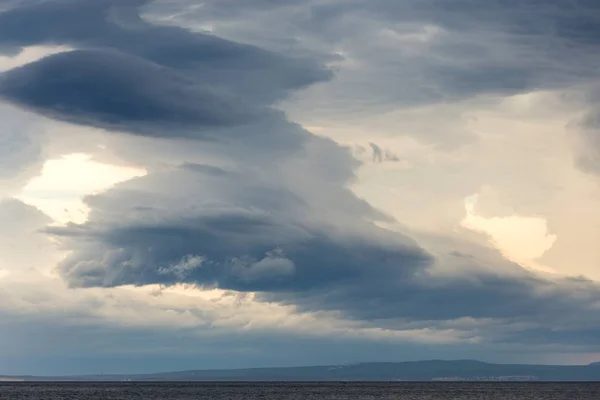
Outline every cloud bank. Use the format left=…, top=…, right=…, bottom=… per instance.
left=1, top=0, right=600, bottom=373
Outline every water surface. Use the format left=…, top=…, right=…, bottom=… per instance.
left=1, top=382, right=599, bottom=399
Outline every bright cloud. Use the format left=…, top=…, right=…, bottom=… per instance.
left=17, top=153, right=146, bottom=224
left=462, top=194, right=557, bottom=273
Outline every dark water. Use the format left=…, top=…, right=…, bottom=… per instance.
left=1, top=382, right=600, bottom=399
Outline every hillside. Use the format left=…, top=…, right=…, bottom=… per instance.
left=4, top=360, right=600, bottom=382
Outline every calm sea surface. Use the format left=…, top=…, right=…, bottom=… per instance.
left=1, top=382, right=599, bottom=399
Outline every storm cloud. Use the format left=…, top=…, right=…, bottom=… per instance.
left=2, top=0, right=600, bottom=367
left=0, top=49, right=267, bottom=137
left=44, top=160, right=600, bottom=349
left=161, top=0, right=600, bottom=155
left=0, top=0, right=332, bottom=103
left=47, top=162, right=428, bottom=291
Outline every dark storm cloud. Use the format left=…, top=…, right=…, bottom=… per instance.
left=50, top=219, right=430, bottom=293
left=0, top=49, right=266, bottom=138
left=0, top=0, right=332, bottom=104
left=47, top=163, right=427, bottom=292
left=49, top=205, right=600, bottom=349
left=0, top=0, right=332, bottom=141
left=44, top=163, right=600, bottom=346
left=269, top=269, right=600, bottom=322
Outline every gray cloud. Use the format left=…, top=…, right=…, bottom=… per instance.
left=157, top=0, right=600, bottom=153
left=273, top=269, right=600, bottom=323
left=43, top=162, right=600, bottom=350
left=0, top=0, right=334, bottom=154
left=52, top=220, right=429, bottom=293
left=0, top=0, right=332, bottom=104
left=573, top=88, right=600, bottom=175
left=0, top=199, right=56, bottom=271
left=3, top=0, right=600, bottom=357
left=230, top=249, right=296, bottom=283
left=368, top=143, right=400, bottom=163
left=2, top=305, right=549, bottom=376
left=0, top=105, right=46, bottom=194
left=47, top=163, right=429, bottom=293
left=0, top=49, right=267, bottom=138
left=0, top=198, right=50, bottom=234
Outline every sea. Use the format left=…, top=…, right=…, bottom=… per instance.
left=1, top=382, right=600, bottom=399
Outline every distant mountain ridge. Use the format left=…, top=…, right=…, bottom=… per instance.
left=4, top=360, right=600, bottom=382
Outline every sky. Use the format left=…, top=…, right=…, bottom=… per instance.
left=1, top=0, right=600, bottom=376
